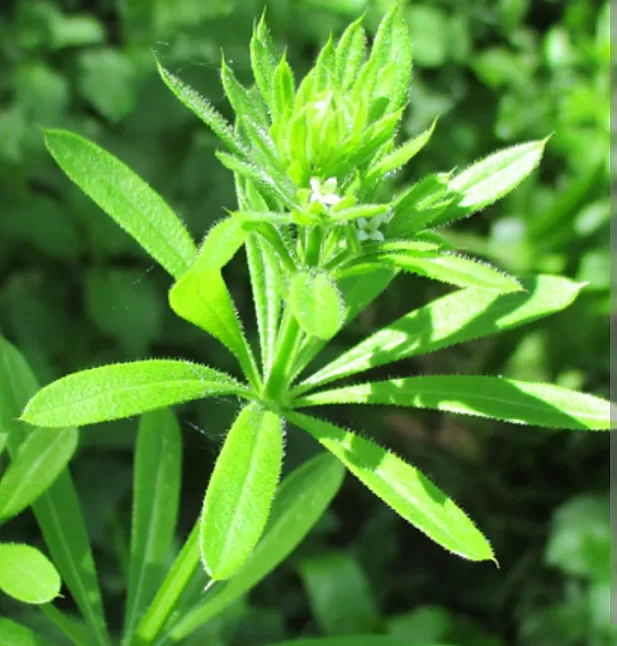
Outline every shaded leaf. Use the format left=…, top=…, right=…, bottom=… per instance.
left=123, top=409, right=182, bottom=641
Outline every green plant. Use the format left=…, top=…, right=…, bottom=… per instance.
left=4, top=6, right=612, bottom=646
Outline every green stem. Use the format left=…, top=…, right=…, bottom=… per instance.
left=128, top=523, right=202, bottom=646
left=304, top=226, right=323, bottom=266
left=263, top=307, right=301, bottom=406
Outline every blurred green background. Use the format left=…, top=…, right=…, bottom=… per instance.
left=0, top=0, right=611, bottom=644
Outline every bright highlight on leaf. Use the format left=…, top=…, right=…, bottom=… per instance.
left=200, top=403, right=284, bottom=581
left=0, top=426, right=78, bottom=524
left=0, top=543, right=61, bottom=604
left=301, top=275, right=584, bottom=390
left=43, top=129, right=197, bottom=278
left=21, top=360, right=248, bottom=427
left=288, top=413, right=495, bottom=563
left=290, top=271, right=344, bottom=339
left=296, top=376, right=613, bottom=430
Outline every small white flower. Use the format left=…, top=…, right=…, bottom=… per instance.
left=356, top=209, right=394, bottom=243
left=309, top=177, right=342, bottom=207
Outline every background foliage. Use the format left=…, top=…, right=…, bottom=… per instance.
left=0, top=0, right=610, bottom=643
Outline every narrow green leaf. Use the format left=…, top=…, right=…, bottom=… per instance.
left=365, top=118, right=437, bottom=184
left=193, top=217, right=247, bottom=272
left=123, top=409, right=182, bottom=642
left=272, top=52, right=295, bottom=122
left=296, top=376, right=613, bottom=430
left=382, top=251, right=523, bottom=293
left=388, top=172, right=451, bottom=236
left=22, top=360, right=247, bottom=428
left=299, top=553, right=380, bottom=636
left=169, top=269, right=259, bottom=384
left=167, top=453, right=345, bottom=640
left=437, top=139, right=548, bottom=225
left=250, top=14, right=278, bottom=111
left=312, top=36, right=336, bottom=93
left=0, top=543, right=61, bottom=604
left=201, top=403, right=283, bottom=580
left=300, top=275, right=584, bottom=390
left=335, top=16, right=367, bottom=89
left=156, top=61, right=248, bottom=158
left=290, top=272, right=344, bottom=340
left=0, top=338, right=109, bottom=646
left=289, top=413, right=494, bottom=562
left=221, top=58, right=269, bottom=129
left=365, top=6, right=412, bottom=111
left=246, top=234, right=283, bottom=375
left=43, top=130, right=196, bottom=279
left=216, top=151, right=296, bottom=209
left=0, top=426, right=78, bottom=523
left=0, top=618, right=59, bottom=646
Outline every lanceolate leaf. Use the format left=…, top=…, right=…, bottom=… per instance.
left=167, top=453, right=345, bottom=640
left=436, top=139, right=548, bottom=225
left=296, top=377, right=613, bottom=430
left=0, top=338, right=109, bottom=646
left=123, top=409, right=182, bottom=642
left=290, top=272, right=344, bottom=340
left=169, top=269, right=259, bottom=385
left=250, top=13, right=278, bottom=112
left=44, top=130, right=196, bottom=279
left=300, top=275, right=583, bottom=390
left=335, top=16, right=367, bottom=89
left=0, top=543, right=61, bottom=604
left=0, top=426, right=78, bottom=524
left=21, top=360, right=248, bottom=428
left=200, top=404, right=284, bottom=580
left=365, top=118, right=437, bottom=184
left=221, top=58, right=269, bottom=130
left=288, top=413, right=494, bottom=562
left=382, top=251, right=523, bottom=293
left=156, top=61, right=248, bottom=158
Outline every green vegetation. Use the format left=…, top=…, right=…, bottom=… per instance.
left=0, top=1, right=610, bottom=645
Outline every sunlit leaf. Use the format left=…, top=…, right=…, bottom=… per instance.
left=0, top=426, right=78, bottom=523
left=22, top=360, right=248, bottom=427
left=200, top=403, right=284, bottom=580
left=289, top=413, right=494, bottom=562
left=44, top=130, right=196, bottom=278
left=382, top=251, right=523, bottom=293
left=290, top=272, right=344, bottom=339
left=296, top=376, right=613, bottom=430
left=0, top=543, right=61, bottom=604
left=167, top=453, right=345, bottom=639
left=300, top=276, right=584, bottom=390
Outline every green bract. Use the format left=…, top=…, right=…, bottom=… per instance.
left=12, top=7, right=613, bottom=646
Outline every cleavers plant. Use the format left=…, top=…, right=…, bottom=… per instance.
left=4, top=6, right=612, bottom=646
